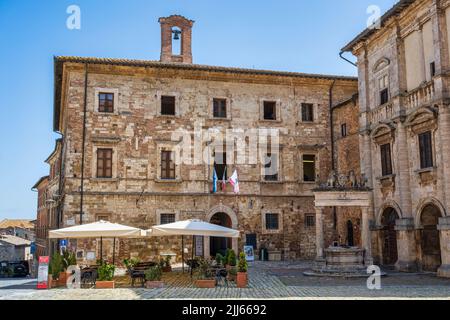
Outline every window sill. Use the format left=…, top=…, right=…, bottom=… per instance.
left=96, top=111, right=117, bottom=115
left=262, top=229, right=282, bottom=235
left=155, top=178, right=182, bottom=183
left=259, top=119, right=282, bottom=123
left=92, top=178, right=119, bottom=182
left=209, top=117, right=231, bottom=121
left=415, top=167, right=436, bottom=174
left=298, top=121, right=316, bottom=125
left=301, top=180, right=317, bottom=184
left=261, top=180, right=283, bottom=184
left=376, top=174, right=396, bottom=181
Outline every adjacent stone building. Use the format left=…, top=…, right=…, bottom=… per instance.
left=342, top=0, right=450, bottom=277
left=47, top=15, right=358, bottom=263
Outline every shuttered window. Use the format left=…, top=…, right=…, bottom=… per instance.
left=161, top=150, right=176, bottom=179
left=97, top=149, right=113, bottom=178
left=419, top=131, right=433, bottom=169
left=380, top=143, right=393, bottom=176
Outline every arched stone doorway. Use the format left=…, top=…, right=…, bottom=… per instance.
left=204, top=204, right=239, bottom=259
left=210, top=212, right=232, bottom=257
left=420, top=204, right=442, bottom=272
left=381, top=207, right=399, bottom=266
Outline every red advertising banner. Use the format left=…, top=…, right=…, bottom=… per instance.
left=37, top=256, right=49, bottom=289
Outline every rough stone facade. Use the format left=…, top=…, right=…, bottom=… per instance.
left=343, top=0, right=450, bottom=276
left=47, top=15, right=358, bottom=264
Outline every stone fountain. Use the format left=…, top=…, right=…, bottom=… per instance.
left=304, top=245, right=386, bottom=278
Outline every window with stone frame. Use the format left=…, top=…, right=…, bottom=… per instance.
left=213, top=98, right=227, bottom=118
left=302, top=154, right=316, bottom=182
left=305, top=215, right=315, bottom=228
left=96, top=215, right=110, bottom=222
left=161, top=96, right=176, bottom=116
left=380, top=143, right=393, bottom=176
left=379, top=75, right=389, bottom=105
left=264, top=153, right=279, bottom=181
left=263, top=101, right=277, bottom=120
left=214, top=151, right=227, bottom=181
left=160, top=213, right=176, bottom=225
left=96, top=148, right=113, bottom=178
left=301, top=103, right=314, bottom=122
left=98, top=92, right=114, bottom=113
left=430, top=61, right=436, bottom=78
left=265, top=213, right=279, bottom=230
left=160, top=150, right=176, bottom=179
left=419, top=131, right=433, bottom=169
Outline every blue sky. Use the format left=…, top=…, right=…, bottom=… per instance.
left=0, top=0, right=397, bottom=221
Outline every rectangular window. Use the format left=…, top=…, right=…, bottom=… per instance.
left=264, top=153, right=279, bottom=181
left=263, top=101, right=277, bottom=120
left=380, top=88, right=389, bottom=105
left=96, top=148, right=113, bottom=178
left=341, top=123, right=347, bottom=137
left=265, top=213, right=279, bottom=230
left=213, top=98, right=227, bottom=118
left=160, top=213, right=176, bottom=225
left=161, top=150, right=176, bottom=179
left=380, top=143, right=393, bottom=176
left=245, top=233, right=257, bottom=249
left=305, top=215, right=315, bottom=228
left=419, top=131, right=433, bottom=169
left=96, top=215, right=109, bottom=222
left=161, top=96, right=176, bottom=115
left=301, top=103, right=314, bottom=122
left=430, top=62, right=436, bottom=78
left=99, top=93, right=114, bottom=113
left=214, top=152, right=227, bottom=180
left=303, top=154, right=316, bottom=182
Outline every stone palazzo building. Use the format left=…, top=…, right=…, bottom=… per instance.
left=342, top=0, right=450, bottom=277
left=44, top=15, right=359, bottom=262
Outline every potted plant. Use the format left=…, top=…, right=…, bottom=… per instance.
left=227, top=249, right=237, bottom=271
left=194, top=258, right=215, bottom=288
left=227, top=266, right=237, bottom=282
left=215, top=253, right=224, bottom=266
left=59, top=250, right=77, bottom=286
left=123, top=257, right=140, bottom=274
left=236, top=252, right=248, bottom=288
left=96, top=262, right=116, bottom=289
left=49, top=252, right=63, bottom=288
left=145, top=265, right=164, bottom=288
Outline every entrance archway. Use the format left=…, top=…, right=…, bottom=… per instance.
left=346, top=220, right=354, bottom=246
left=210, top=212, right=232, bottom=257
left=381, top=207, right=399, bottom=265
left=420, top=204, right=442, bottom=272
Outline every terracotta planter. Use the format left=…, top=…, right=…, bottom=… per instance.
left=236, top=272, right=248, bottom=288
left=195, top=279, right=216, bottom=288
left=162, top=266, right=172, bottom=273
left=145, top=280, right=164, bottom=289
left=58, top=272, right=68, bottom=287
left=95, top=281, right=115, bottom=289
left=47, top=275, right=53, bottom=289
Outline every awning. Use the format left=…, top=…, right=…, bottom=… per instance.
left=49, top=220, right=145, bottom=239
left=146, top=219, right=240, bottom=238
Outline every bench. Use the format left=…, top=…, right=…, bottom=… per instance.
left=129, top=262, right=158, bottom=287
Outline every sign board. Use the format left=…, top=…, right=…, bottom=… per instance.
left=244, top=246, right=255, bottom=262
left=30, top=242, right=36, bottom=254
left=86, top=251, right=96, bottom=261
left=59, top=239, right=68, bottom=247
left=37, top=256, right=49, bottom=289
left=194, top=236, right=204, bottom=257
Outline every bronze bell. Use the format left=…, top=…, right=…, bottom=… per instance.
left=173, top=30, right=181, bottom=40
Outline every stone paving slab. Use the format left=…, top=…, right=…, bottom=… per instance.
left=0, top=261, right=449, bottom=300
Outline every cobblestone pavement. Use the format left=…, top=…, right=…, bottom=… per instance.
left=0, top=261, right=449, bottom=300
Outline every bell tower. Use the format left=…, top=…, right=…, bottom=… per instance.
left=159, top=15, right=194, bottom=64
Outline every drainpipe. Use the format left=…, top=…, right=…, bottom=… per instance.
left=339, top=51, right=357, bottom=67
left=79, top=64, right=89, bottom=225
left=329, top=80, right=337, bottom=231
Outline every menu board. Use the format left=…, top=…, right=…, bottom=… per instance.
left=37, top=256, right=49, bottom=289
left=194, top=236, right=204, bottom=257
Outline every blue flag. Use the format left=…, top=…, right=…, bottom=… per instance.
left=212, top=168, right=218, bottom=193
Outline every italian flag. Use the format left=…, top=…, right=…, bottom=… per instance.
left=228, top=170, right=240, bottom=194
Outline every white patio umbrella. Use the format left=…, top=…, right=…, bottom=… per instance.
left=146, top=219, right=240, bottom=273
left=49, top=220, right=145, bottom=264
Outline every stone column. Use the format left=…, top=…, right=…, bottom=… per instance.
left=396, top=122, right=413, bottom=217
left=395, top=218, right=418, bottom=272
left=438, top=217, right=450, bottom=278
left=361, top=206, right=373, bottom=265
left=315, top=207, right=325, bottom=261
left=362, top=132, right=374, bottom=187
left=439, top=106, right=450, bottom=215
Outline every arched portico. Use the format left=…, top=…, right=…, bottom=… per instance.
left=204, top=204, right=239, bottom=259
